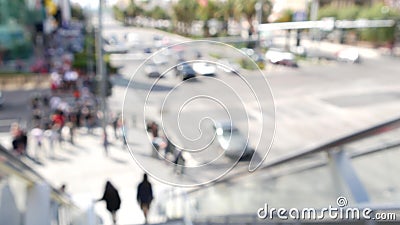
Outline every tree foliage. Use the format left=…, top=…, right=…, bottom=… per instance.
left=71, top=3, right=85, bottom=20
left=240, top=0, right=258, bottom=21
left=172, top=0, right=199, bottom=34
left=276, top=9, right=293, bottom=22
left=113, top=5, right=125, bottom=22
left=217, top=0, right=242, bottom=22
left=112, top=0, right=271, bottom=36
left=197, top=0, right=221, bottom=21
left=125, top=0, right=144, bottom=18
left=149, top=6, right=170, bottom=20
left=358, top=3, right=400, bottom=44
left=318, top=3, right=400, bottom=44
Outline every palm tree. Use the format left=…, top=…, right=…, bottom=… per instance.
left=197, top=0, right=220, bottom=36
left=240, top=0, right=258, bottom=37
left=125, top=0, right=144, bottom=19
left=217, top=0, right=242, bottom=34
left=172, top=0, right=199, bottom=35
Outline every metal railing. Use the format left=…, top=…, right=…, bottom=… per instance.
left=199, top=116, right=400, bottom=187
left=157, top=116, right=400, bottom=225
left=0, top=144, right=97, bottom=225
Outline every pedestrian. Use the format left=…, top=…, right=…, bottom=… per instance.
left=65, top=120, right=75, bottom=145
left=103, top=132, right=109, bottom=156
left=119, top=117, right=127, bottom=147
left=52, top=110, right=65, bottom=129
left=164, top=138, right=174, bottom=159
left=31, top=126, right=44, bottom=159
left=174, top=150, right=186, bottom=175
left=150, top=121, right=159, bottom=138
left=31, top=97, right=40, bottom=109
left=73, top=88, right=80, bottom=101
left=112, top=113, right=120, bottom=139
left=44, top=124, right=60, bottom=158
left=32, top=108, right=42, bottom=127
left=97, top=181, right=121, bottom=225
left=137, top=173, right=153, bottom=224
left=11, top=127, right=27, bottom=156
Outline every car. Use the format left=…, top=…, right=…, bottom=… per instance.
left=176, top=63, right=196, bottom=81
left=153, top=35, right=163, bottom=48
left=213, top=121, right=253, bottom=158
left=103, top=37, right=129, bottom=54
left=265, top=48, right=298, bottom=67
left=336, top=48, right=361, bottom=63
left=152, top=54, right=168, bottom=65
left=145, top=64, right=162, bottom=78
left=193, top=62, right=216, bottom=76
left=143, top=47, right=152, bottom=54
left=124, top=32, right=139, bottom=49
left=0, top=90, right=3, bottom=107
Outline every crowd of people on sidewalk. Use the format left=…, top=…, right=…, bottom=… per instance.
left=8, top=18, right=105, bottom=159
left=9, top=82, right=101, bottom=159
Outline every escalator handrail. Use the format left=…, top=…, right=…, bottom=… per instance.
left=187, top=116, right=400, bottom=193
left=0, top=144, right=78, bottom=207
left=262, top=116, right=400, bottom=169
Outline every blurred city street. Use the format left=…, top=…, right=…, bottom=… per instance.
left=2, top=19, right=400, bottom=222
left=1, top=1, right=400, bottom=225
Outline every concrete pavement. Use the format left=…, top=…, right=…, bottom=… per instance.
left=0, top=123, right=189, bottom=225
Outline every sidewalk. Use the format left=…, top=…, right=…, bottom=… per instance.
left=0, top=119, right=196, bottom=225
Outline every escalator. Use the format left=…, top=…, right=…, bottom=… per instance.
left=155, top=117, right=400, bottom=225
left=0, top=144, right=99, bottom=225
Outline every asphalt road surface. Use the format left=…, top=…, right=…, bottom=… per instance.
left=105, top=20, right=400, bottom=166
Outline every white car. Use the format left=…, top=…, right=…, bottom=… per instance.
left=336, top=48, right=360, bottom=63
left=124, top=32, right=139, bottom=49
left=265, top=48, right=298, bottom=67
left=193, top=62, right=216, bottom=76
left=103, top=37, right=129, bottom=54
left=214, top=121, right=253, bottom=158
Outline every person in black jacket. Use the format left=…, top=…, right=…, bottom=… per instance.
left=98, top=181, right=121, bottom=224
left=137, top=173, right=153, bottom=223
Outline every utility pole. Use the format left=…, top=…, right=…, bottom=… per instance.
left=96, top=0, right=107, bottom=137
left=310, top=0, right=319, bottom=40
left=255, top=0, right=263, bottom=50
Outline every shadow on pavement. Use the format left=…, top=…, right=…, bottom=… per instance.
left=108, top=155, right=128, bottom=164
left=49, top=155, right=72, bottom=162
left=112, top=76, right=174, bottom=92
left=24, top=155, right=45, bottom=166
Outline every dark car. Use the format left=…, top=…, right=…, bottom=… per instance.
left=176, top=63, right=196, bottom=81
left=143, top=47, right=152, bottom=54
left=0, top=90, right=4, bottom=107
left=145, top=64, right=162, bottom=78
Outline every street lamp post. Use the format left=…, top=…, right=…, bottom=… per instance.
left=96, top=0, right=107, bottom=137
left=255, top=1, right=262, bottom=50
